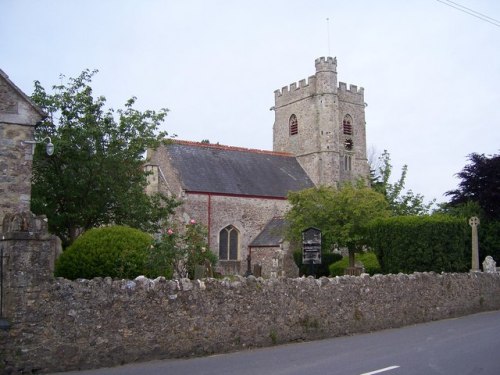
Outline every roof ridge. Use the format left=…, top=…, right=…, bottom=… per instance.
left=173, top=139, right=294, bottom=157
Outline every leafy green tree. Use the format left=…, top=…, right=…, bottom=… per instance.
left=371, top=150, right=435, bottom=215
left=30, top=70, right=179, bottom=245
left=445, top=153, right=500, bottom=220
left=286, top=184, right=390, bottom=268
left=442, top=153, right=500, bottom=262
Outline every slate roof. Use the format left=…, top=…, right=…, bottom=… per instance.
left=249, top=217, right=287, bottom=247
left=166, top=141, right=314, bottom=198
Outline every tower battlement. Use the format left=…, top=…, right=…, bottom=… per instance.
left=314, top=56, right=337, bottom=72
left=274, top=75, right=316, bottom=100
left=338, top=82, right=364, bottom=95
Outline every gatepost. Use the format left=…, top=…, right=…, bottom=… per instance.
left=0, top=211, right=59, bottom=328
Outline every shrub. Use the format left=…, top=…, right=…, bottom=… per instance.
left=55, top=226, right=153, bottom=280
left=329, top=252, right=381, bottom=276
left=147, top=221, right=217, bottom=279
left=366, top=215, right=469, bottom=274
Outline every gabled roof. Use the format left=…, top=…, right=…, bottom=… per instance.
left=250, top=217, right=287, bottom=247
left=166, top=140, right=314, bottom=198
left=0, top=69, right=46, bottom=120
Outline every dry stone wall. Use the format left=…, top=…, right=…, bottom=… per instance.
left=2, top=271, right=500, bottom=373
left=2, top=214, right=500, bottom=374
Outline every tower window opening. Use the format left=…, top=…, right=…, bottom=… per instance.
left=344, top=155, right=352, bottom=171
left=289, top=114, right=298, bottom=136
left=343, top=115, right=353, bottom=135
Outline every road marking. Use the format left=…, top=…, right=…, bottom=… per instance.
left=360, top=365, right=400, bottom=375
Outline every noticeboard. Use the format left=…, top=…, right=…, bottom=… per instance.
left=302, top=227, right=322, bottom=265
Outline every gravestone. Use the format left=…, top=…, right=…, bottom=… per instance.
left=253, top=264, right=262, bottom=278
left=482, top=256, right=497, bottom=273
left=194, top=265, right=206, bottom=280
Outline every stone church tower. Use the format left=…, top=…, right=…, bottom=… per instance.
left=272, top=57, right=369, bottom=187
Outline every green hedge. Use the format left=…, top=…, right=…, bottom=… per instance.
left=55, top=226, right=153, bottom=280
left=329, top=252, right=381, bottom=276
left=366, top=215, right=469, bottom=274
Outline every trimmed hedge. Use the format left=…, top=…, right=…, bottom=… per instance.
left=55, top=226, right=153, bottom=280
left=366, top=215, right=469, bottom=274
left=329, top=252, right=381, bottom=276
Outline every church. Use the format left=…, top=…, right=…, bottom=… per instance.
left=146, top=56, right=369, bottom=277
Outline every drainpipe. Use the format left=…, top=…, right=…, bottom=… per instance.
left=207, top=193, right=212, bottom=246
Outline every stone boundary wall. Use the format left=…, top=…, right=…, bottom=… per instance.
left=2, top=271, right=500, bottom=373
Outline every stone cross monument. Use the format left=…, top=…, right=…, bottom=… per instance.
left=469, top=216, right=480, bottom=272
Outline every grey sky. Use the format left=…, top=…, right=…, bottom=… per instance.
left=2, top=0, right=499, bottom=204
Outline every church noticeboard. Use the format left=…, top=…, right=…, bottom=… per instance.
left=302, top=227, right=322, bottom=265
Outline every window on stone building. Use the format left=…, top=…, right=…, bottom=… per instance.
left=219, top=225, right=239, bottom=260
left=344, top=155, right=352, bottom=171
left=289, top=114, right=298, bottom=136
left=343, top=115, right=353, bottom=135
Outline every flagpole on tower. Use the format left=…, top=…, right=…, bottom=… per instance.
left=326, top=17, right=331, bottom=56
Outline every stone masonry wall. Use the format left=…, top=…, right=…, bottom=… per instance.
left=175, top=193, right=289, bottom=275
left=0, top=123, right=35, bottom=231
left=0, top=71, right=44, bottom=235
left=2, top=268, right=500, bottom=373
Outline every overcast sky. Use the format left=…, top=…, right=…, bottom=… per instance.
left=2, top=0, right=499, bottom=205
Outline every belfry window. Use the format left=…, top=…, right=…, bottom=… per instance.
left=219, top=225, right=239, bottom=260
left=343, top=115, right=353, bottom=135
left=289, top=114, right=298, bottom=136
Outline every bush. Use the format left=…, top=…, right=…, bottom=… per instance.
left=366, top=215, right=469, bottom=274
left=147, top=221, right=218, bottom=279
left=329, top=252, right=381, bottom=276
left=293, top=250, right=342, bottom=277
left=55, top=226, right=153, bottom=280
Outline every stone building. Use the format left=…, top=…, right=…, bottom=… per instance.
left=147, top=56, right=369, bottom=277
left=0, top=69, right=46, bottom=234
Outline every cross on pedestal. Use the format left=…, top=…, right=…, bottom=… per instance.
left=469, top=216, right=480, bottom=272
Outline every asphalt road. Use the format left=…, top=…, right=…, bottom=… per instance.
left=53, top=310, right=500, bottom=375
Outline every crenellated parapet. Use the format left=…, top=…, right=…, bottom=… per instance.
left=338, top=81, right=365, bottom=105
left=314, top=56, right=337, bottom=72
left=274, top=75, right=317, bottom=106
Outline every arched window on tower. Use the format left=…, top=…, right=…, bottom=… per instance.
left=289, top=114, right=298, bottom=136
left=343, top=115, right=353, bottom=135
left=219, top=225, right=239, bottom=260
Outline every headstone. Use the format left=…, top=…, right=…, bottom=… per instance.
left=482, top=256, right=497, bottom=273
left=469, top=216, right=480, bottom=272
left=194, top=265, right=206, bottom=280
left=253, top=264, right=262, bottom=278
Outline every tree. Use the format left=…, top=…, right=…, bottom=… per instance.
left=286, top=184, right=390, bottom=268
left=445, top=153, right=500, bottom=220
left=30, top=69, right=179, bottom=246
left=443, top=153, right=500, bottom=262
left=371, top=150, right=435, bottom=215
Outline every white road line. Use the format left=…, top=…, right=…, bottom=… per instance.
left=360, top=365, right=400, bottom=375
